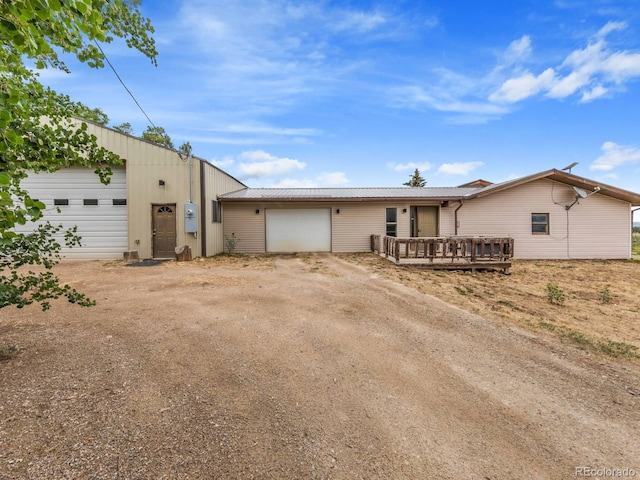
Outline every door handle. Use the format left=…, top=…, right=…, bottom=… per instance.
left=152, top=229, right=157, bottom=236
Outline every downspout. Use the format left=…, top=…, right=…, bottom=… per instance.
left=199, top=159, right=207, bottom=257
left=454, top=200, right=464, bottom=235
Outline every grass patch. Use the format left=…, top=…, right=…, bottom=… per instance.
left=455, top=286, right=474, bottom=296
left=0, top=343, right=19, bottom=361
left=536, top=322, right=640, bottom=359
left=599, top=340, right=639, bottom=358
left=633, top=233, right=640, bottom=256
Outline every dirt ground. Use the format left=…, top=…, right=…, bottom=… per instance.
left=1, top=254, right=639, bottom=479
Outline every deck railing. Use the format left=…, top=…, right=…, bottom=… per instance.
left=371, top=235, right=514, bottom=264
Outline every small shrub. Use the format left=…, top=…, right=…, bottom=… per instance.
left=546, top=282, right=565, bottom=305
left=598, top=285, right=611, bottom=305
left=0, top=344, right=19, bottom=361
left=224, top=232, right=240, bottom=254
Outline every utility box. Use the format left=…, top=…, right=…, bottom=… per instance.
left=184, top=203, right=198, bottom=233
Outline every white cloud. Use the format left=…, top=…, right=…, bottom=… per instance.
left=437, top=162, right=484, bottom=175
left=386, top=161, right=433, bottom=172
left=598, top=21, right=627, bottom=38
left=491, top=22, right=640, bottom=104
left=334, top=10, right=387, bottom=33
left=490, top=68, right=556, bottom=103
left=590, top=142, right=640, bottom=171
left=580, top=84, right=608, bottom=102
left=210, top=155, right=234, bottom=168
left=218, top=124, right=322, bottom=137
left=238, top=150, right=306, bottom=177
left=503, top=35, right=532, bottom=65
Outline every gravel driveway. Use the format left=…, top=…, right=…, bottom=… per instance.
left=1, top=254, right=638, bottom=479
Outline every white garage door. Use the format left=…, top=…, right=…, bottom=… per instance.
left=15, top=166, right=127, bottom=259
left=266, top=208, right=331, bottom=253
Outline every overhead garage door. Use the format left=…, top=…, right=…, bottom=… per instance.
left=266, top=208, right=331, bottom=253
left=15, top=166, right=128, bottom=259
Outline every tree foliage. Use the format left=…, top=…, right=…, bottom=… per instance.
left=403, top=168, right=427, bottom=187
left=74, top=104, right=109, bottom=125
left=1, top=0, right=156, bottom=310
left=142, top=125, right=174, bottom=149
left=112, top=121, right=134, bottom=135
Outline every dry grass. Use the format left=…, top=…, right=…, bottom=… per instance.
left=342, top=254, right=640, bottom=359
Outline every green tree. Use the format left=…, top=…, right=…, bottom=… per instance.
left=113, top=121, right=134, bottom=135
left=73, top=104, right=109, bottom=125
left=1, top=0, right=156, bottom=310
left=142, top=125, right=174, bottom=149
left=403, top=168, right=427, bottom=187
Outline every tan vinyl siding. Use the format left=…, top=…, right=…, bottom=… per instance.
left=222, top=203, right=266, bottom=253
left=439, top=205, right=457, bottom=236
left=332, top=202, right=413, bottom=251
left=457, top=179, right=632, bottom=259
left=222, top=201, right=435, bottom=253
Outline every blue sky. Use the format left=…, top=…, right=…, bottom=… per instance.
left=39, top=0, right=640, bottom=212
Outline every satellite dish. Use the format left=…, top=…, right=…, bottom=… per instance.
left=573, top=186, right=588, bottom=198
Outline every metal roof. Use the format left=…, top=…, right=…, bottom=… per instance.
left=218, top=170, right=640, bottom=205
left=468, top=169, right=640, bottom=205
left=219, top=187, right=481, bottom=201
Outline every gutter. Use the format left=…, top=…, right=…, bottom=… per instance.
left=454, top=200, right=464, bottom=235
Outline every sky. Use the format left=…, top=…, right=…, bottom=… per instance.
left=38, top=0, right=640, bottom=219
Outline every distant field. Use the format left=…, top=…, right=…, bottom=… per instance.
left=634, top=232, right=640, bottom=256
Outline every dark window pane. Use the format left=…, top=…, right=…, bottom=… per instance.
left=212, top=200, right=222, bottom=223
left=83, top=199, right=98, bottom=206
left=386, top=208, right=397, bottom=223
left=386, top=224, right=397, bottom=237
left=54, top=199, right=69, bottom=206
left=531, top=213, right=549, bottom=234
left=113, top=199, right=127, bottom=206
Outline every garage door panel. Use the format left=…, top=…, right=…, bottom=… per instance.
left=15, top=167, right=127, bottom=259
left=266, top=209, right=331, bottom=253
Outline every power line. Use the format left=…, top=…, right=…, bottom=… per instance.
left=93, top=40, right=156, bottom=128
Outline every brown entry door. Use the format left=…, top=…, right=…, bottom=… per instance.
left=416, top=206, right=438, bottom=237
left=152, top=204, right=177, bottom=258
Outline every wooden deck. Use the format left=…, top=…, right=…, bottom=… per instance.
left=371, top=235, right=514, bottom=273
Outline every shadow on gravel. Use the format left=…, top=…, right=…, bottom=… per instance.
left=124, top=259, right=170, bottom=267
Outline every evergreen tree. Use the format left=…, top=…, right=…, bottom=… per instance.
left=403, top=168, right=427, bottom=187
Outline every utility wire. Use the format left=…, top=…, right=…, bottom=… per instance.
left=93, top=40, right=156, bottom=129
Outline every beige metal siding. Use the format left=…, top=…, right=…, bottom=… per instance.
left=201, top=162, right=245, bottom=256
left=82, top=122, right=243, bottom=259
left=84, top=122, right=202, bottom=258
left=458, top=179, right=632, bottom=259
